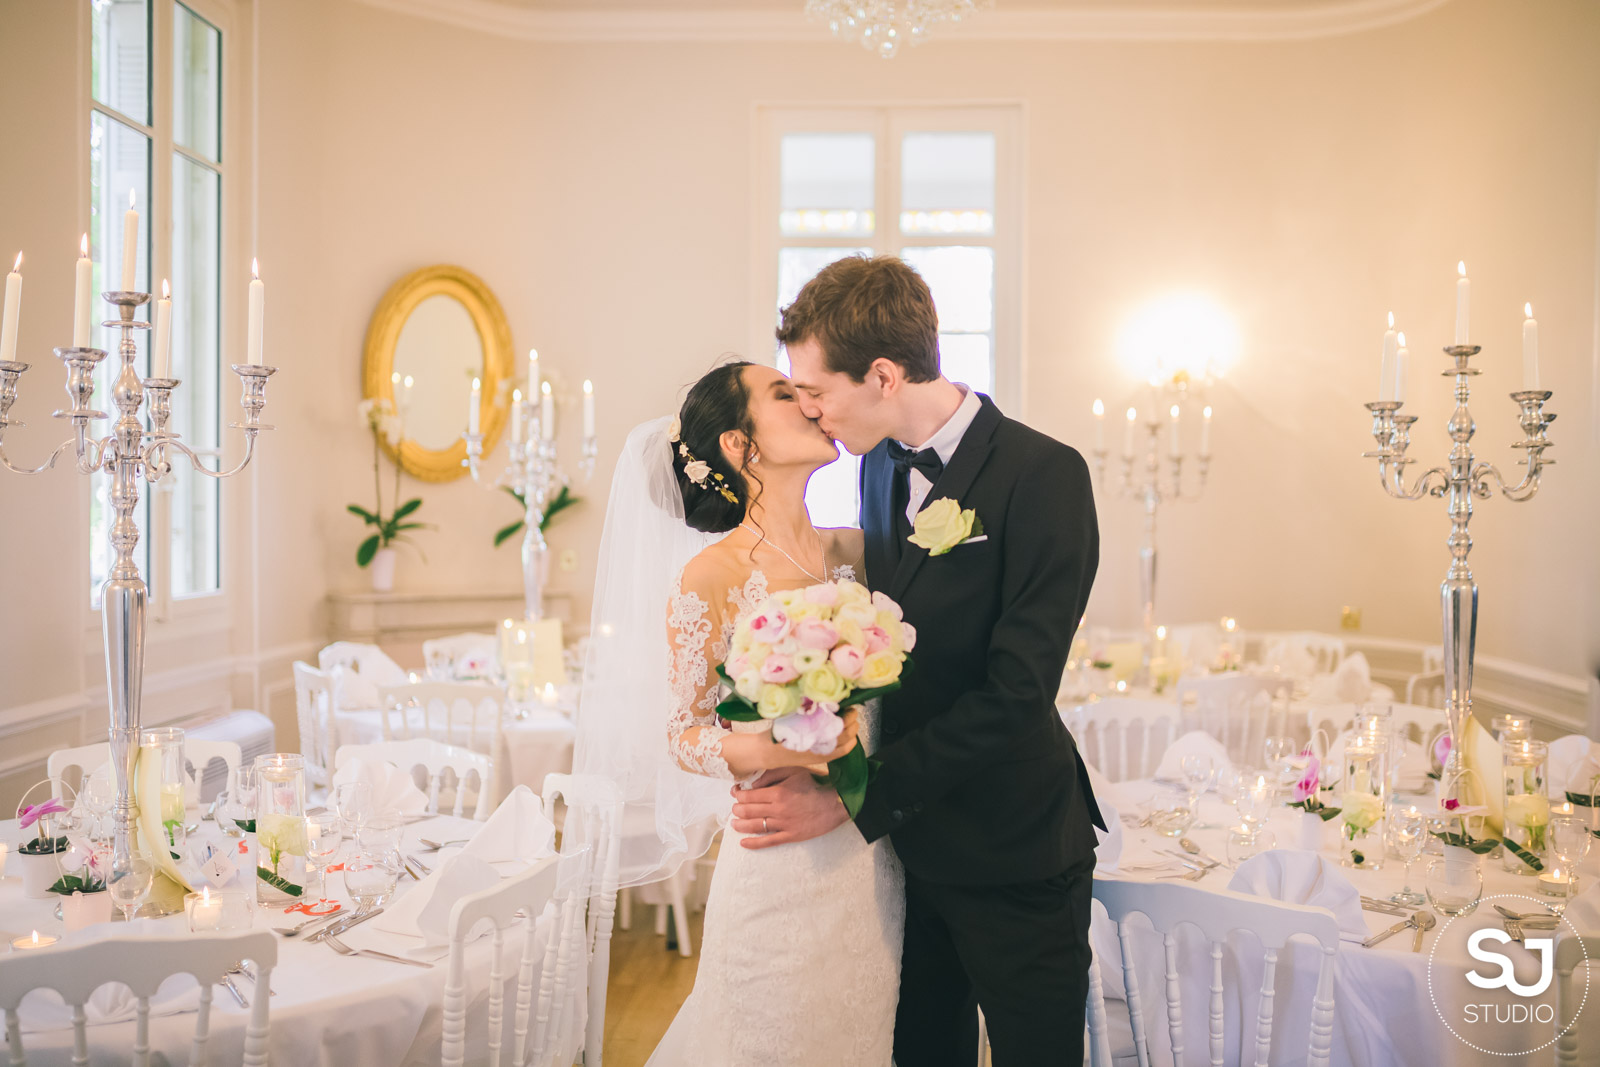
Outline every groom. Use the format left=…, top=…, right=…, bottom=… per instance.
left=731, top=254, right=1105, bottom=1065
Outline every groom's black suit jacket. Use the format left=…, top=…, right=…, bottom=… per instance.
left=854, top=394, right=1105, bottom=886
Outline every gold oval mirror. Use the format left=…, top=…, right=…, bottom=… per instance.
left=362, top=265, right=512, bottom=481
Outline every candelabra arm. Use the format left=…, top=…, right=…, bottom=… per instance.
left=0, top=436, right=90, bottom=476
left=1380, top=460, right=1449, bottom=501
left=148, top=433, right=260, bottom=481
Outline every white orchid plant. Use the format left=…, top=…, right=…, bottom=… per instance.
left=349, top=398, right=432, bottom=566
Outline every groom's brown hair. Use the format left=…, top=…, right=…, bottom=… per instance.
left=776, top=255, right=940, bottom=384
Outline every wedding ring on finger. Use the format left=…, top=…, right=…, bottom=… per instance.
left=763, top=818, right=770, bottom=834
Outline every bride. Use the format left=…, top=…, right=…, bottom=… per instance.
left=573, top=359, right=904, bottom=1066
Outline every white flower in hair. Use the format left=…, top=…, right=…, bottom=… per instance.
left=668, top=416, right=681, bottom=443
left=684, top=459, right=712, bottom=485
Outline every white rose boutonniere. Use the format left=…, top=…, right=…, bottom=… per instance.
left=908, top=497, right=984, bottom=557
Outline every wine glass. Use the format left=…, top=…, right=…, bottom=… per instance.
left=1385, top=803, right=1426, bottom=905
left=1548, top=814, right=1593, bottom=915
left=1181, top=754, right=1218, bottom=796
left=108, top=855, right=154, bottom=923
left=343, top=850, right=401, bottom=909
left=1263, top=737, right=1295, bottom=789
left=1214, top=767, right=1244, bottom=807
left=78, top=767, right=115, bottom=843
left=335, top=781, right=374, bottom=836
left=305, top=811, right=344, bottom=895
left=1235, top=773, right=1275, bottom=831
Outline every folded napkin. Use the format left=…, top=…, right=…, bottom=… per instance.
left=1307, top=652, right=1372, bottom=704
left=1226, top=849, right=1367, bottom=939
left=18, top=920, right=202, bottom=1033
left=1552, top=735, right=1598, bottom=800
left=331, top=754, right=429, bottom=816
left=330, top=662, right=383, bottom=711
left=1082, top=758, right=1122, bottom=872
left=1263, top=639, right=1317, bottom=682
left=1153, top=730, right=1234, bottom=782
left=375, top=785, right=556, bottom=945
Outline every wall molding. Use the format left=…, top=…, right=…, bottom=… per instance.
left=349, top=0, right=1452, bottom=44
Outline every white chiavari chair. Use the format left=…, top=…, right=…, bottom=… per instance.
left=1555, top=932, right=1600, bottom=1067
left=377, top=681, right=506, bottom=754
left=1259, top=632, right=1347, bottom=675
left=1062, top=700, right=1178, bottom=783
left=47, top=739, right=241, bottom=808
left=424, top=631, right=500, bottom=680
left=1085, top=878, right=1339, bottom=1067
left=1305, top=702, right=1448, bottom=753
left=334, top=739, right=494, bottom=821
left=317, top=640, right=406, bottom=682
left=440, top=853, right=561, bottom=1067
left=0, top=931, right=276, bottom=1067
left=293, top=660, right=339, bottom=792
left=1174, top=674, right=1293, bottom=766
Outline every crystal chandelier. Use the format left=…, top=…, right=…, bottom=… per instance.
left=805, top=0, right=994, bottom=59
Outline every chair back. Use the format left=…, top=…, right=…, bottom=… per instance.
left=47, top=739, right=240, bottom=807
left=377, top=681, right=506, bottom=753
left=293, top=661, right=339, bottom=789
left=540, top=773, right=624, bottom=1067
left=424, top=632, right=500, bottom=680
left=1062, top=699, right=1177, bottom=782
left=318, top=641, right=407, bottom=684
left=1087, top=877, right=1338, bottom=1067
left=0, top=930, right=276, bottom=1067
left=334, top=739, right=494, bottom=820
left=440, top=853, right=561, bottom=1067
left=1174, top=674, right=1292, bottom=766
left=1259, top=632, right=1346, bottom=676
left=1555, top=932, right=1600, bottom=1066
left=1404, top=669, right=1445, bottom=708
left=1305, top=701, right=1448, bottom=754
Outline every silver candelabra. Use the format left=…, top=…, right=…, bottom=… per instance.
left=0, top=288, right=275, bottom=874
left=1092, top=396, right=1211, bottom=648
left=1363, top=343, right=1554, bottom=803
left=462, top=390, right=595, bottom=620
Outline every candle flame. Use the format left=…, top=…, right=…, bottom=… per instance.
left=80, top=233, right=89, bottom=257
left=201, top=885, right=212, bottom=902
left=1458, top=260, right=1467, bottom=277
left=1091, top=398, right=1104, bottom=417
left=31, top=931, right=39, bottom=945
left=1203, top=405, right=1213, bottom=419
left=542, top=381, right=552, bottom=396
left=1525, top=302, right=1533, bottom=318
left=471, top=376, right=481, bottom=391
left=1126, top=407, right=1136, bottom=422
left=583, top=379, right=593, bottom=395
left=128, top=189, right=136, bottom=209
left=391, top=371, right=400, bottom=385
left=528, top=348, right=538, bottom=362
left=403, top=375, right=413, bottom=389
left=11, top=252, right=20, bottom=272
left=161, top=278, right=169, bottom=299
left=1397, top=331, right=1407, bottom=348
left=1387, top=311, right=1394, bottom=328
left=1169, top=404, right=1180, bottom=419
left=513, top=388, right=522, bottom=402
left=251, top=257, right=260, bottom=280
left=1156, top=625, right=1167, bottom=639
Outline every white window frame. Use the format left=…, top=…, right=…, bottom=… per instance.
left=750, top=103, right=1024, bottom=416
left=82, top=0, right=243, bottom=654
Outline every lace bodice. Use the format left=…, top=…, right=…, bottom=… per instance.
left=667, top=564, right=858, bottom=780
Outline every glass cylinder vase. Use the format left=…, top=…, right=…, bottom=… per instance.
left=1340, top=734, right=1388, bottom=870
left=253, top=753, right=309, bottom=907
left=1501, top=738, right=1549, bottom=875
left=139, top=727, right=188, bottom=857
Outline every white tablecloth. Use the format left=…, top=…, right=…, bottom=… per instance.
left=0, top=814, right=555, bottom=1066
left=1100, top=781, right=1600, bottom=1067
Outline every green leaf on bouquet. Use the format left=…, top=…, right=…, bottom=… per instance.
left=1502, top=836, right=1545, bottom=871
left=1430, top=830, right=1498, bottom=854
left=815, top=742, right=875, bottom=820
left=1565, top=791, right=1599, bottom=807
left=256, top=867, right=303, bottom=896
left=712, top=664, right=764, bottom=722
left=494, top=519, right=525, bottom=547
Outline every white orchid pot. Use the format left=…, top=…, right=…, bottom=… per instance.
left=370, top=547, right=397, bottom=593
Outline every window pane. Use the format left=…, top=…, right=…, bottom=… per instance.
left=900, top=132, right=994, bottom=236
left=900, top=246, right=993, bottom=333
left=170, top=156, right=221, bottom=597
left=807, top=450, right=861, bottom=531
left=89, top=112, right=151, bottom=605
left=91, top=0, right=151, bottom=125
left=939, top=334, right=992, bottom=395
left=780, top=134, right=875, bottom=237
left=173, top=4, right=221, bottom=161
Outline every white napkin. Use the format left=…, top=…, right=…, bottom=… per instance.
left=1552, top=735, right=1598, bottom=799
left=1308, top=652, right=1371, bottom=704
left=1153, top=730, right=1234, bottom=782
left=1226, top=849, right=1367, bottom=939
left=1263, top=639, right=1317, bottom=682
left=375, top=785, right=556, bottom=944
left=18, top=921, right=202, bottom=1033
left=331, top=754, right=429, bottom=816
left=330, top=662, right=383, bottom=711
left=1083, top=758, right=1122, bottom=872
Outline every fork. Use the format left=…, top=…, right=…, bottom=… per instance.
left=1156, top=866, right=1208, bottom=882
left=417, top=838, right=470, bottom=853
left=322, top=935, right=434, bottom=968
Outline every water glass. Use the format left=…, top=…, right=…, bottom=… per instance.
left=305, top=811, right=344, bottom=894
left=108, top=855, right=154, bottom=923
left=343, top=851, right=401, bottom=908
left=1235, top=773, right=1275, bottom=830
left=1181, top=754, right=1218, bottom=795
left=1264, top=736, right=1295, bottom=788
left=1226, top=826, right=1275, bottom=865
left=1146, top=782, right=1197, bottom=838
left=1214, top=768, right=1244, bottom=807
left=1385, top=803, right=1427, bottom=906
left=334, top=781, right=374, bottom=836
left=1425, top=855, right=1483, bottom=916
left=1547, top=814, right=1593, bottom=915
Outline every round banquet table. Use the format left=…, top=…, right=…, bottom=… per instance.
left=1097, top=780, right=1600, bottom=1067
left=0, top=814, right=553, bottom=1066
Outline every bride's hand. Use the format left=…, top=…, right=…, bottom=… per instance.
left=762, top=708, right=861, bottom=769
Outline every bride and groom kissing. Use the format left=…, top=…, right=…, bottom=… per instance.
left=583, top=254, right=1104, bottom=1066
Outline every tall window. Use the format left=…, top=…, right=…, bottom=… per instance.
left=756, top=107, right=1020, bottom=527
left=89, top=0, right=223, bottom=609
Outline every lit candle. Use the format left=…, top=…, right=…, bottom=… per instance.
left=527, top=348, right=539, bottom=399
left=0, top=841, right=8, bottom=877
left=402, top=374, right=414, bottom=418
left=1454, top=261, right=1470, bottom=345
left=1154, top=624, right=1168, bottom=654
left=582, top=379, right=596, bottom=439
left=1168, top=404, right=1181, bottom=457
left=1522, top=303, right=1539, bottom=390
left=1394, top=332, right=1409, bottom=405
left=1222, top=617, right=1238, bottom=635
left=1091, top=398, right=1104, bottom=451
left=0, top=253, right=21, bottom=364
left=11, top=931, right=57, bottom=951
left=1200, top=405, right=1212, bottom=456
left=1124, top=407, right=1136, bottom=456
left=152, top=279, right=172, bottom=378
left=511, top=388, right=524, bottom=443
left=121, top=189, right=139, bottom=291
left=73, top=235, right=91, bottom=347
left=541, top=380, right=554, bottom=440
left=541, top=682, right=559, bottom=707
left=186, top=886, right=224, bottom=932
left=246, top=259, right=264, bottom=365
left=468, top=376, right=481, bottom=434
left=1379, top=311, right=1397, bottom=401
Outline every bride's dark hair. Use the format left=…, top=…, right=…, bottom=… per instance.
left=671, top=360, right=759, bottom=533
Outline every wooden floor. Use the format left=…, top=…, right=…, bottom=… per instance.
left=602, top=903, right=705, bottom=1067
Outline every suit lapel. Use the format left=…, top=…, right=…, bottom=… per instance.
left=887, top=396, right=1002, bottom=602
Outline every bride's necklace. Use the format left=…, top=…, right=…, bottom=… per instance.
left=739, top=522, right=828, bottom=584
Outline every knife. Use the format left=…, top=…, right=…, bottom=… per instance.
left=220, top=973, right=249, bottom=1008
left=1362, top=915, right=1415, bottom=948
left=306, top=907, right=384, bottom=943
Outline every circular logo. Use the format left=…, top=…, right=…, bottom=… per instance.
left=1426, top=893, right=1590, bottom=1057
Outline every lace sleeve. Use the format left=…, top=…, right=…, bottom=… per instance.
left=666, top=568, right=739, bottom=780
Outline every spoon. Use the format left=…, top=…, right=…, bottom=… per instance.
left=1178, top=837, right=1228, bottom=867
left=1411, top=912, right=1436, bottom=951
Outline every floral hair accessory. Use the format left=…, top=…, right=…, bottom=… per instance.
left=667, top=416, right=681, bottom=443
left=673, top=434, right=740, bottom=505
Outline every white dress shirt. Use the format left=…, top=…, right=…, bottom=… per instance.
left=898, top=385, right=981, bottom=525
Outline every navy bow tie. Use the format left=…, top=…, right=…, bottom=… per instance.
left=888, top=441, right=945, bottom=484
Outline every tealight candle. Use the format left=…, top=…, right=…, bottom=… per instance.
left=541, top=682, right=559, bottom=707
left=1537, top=867, right=1573, bottom=897
left=185, top=887, right=250, bottom=931
left=0, top=840, right=8, bottom=877
left=11, top=930, right=57, bottom=951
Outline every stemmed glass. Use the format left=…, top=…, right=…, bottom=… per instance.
left=78, top=767, right=115, bottom=843
left=305, top=811, right=344, bottom=896
left=1263, top=737, right=1295, bottom=790
left=334, top=782, right=374, bottom=837
left=1234, top=772, right=1276, bottom=854
left=1181, top=754, right=1218, bottom=796
left=1548, top=814, right=1593, bottom=916
left=108, top=855, right=154, bottom=923
left=1214, top=768, right=1244, bottom=807
left=1385, top=803, right=1427, bottom=905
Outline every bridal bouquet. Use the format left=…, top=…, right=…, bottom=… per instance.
left=716, top=579, right=915, bottom=818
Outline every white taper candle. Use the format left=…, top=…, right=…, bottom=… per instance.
left=0, top=253, right=21, bottom=364
left=1168, top=404, right=1181, bottom=457
left=1394, top=332, right=1409, bottom=405
left=152, top=279, right=172, bottom=377
left=541, top=380, right=554, bottom=440
left=511, top=388, right=523, bottom=443
left=1521, top=303, right=1539, bottom=391
left=121, top=190, right=139, bottom=292
left=527, top=348, right=539, bottom=398
left=73, top=235, right=92, bottom=347
left=1454, top=261, right=1470, bottom=345
left=582, top=379, right=595, bottom=438
left=246, top=259, right=264, bottom=365
left=1200, top=405, right=1212, bottom=456
left=1379, top=311, right=1397, bottom=401
left=1091, top=398, right=1104, bottom=451
left=1124, top=407, right=1136, bottom=456
left=469, top=376, right=481, bottom=434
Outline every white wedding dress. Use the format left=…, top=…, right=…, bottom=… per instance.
left=646, top=564, right=906, bottom=1067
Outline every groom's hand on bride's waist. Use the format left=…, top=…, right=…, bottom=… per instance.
left=730, top=767, right=848, bottom=850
